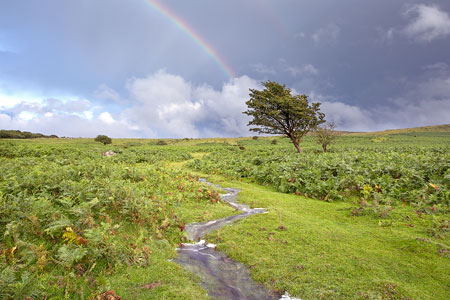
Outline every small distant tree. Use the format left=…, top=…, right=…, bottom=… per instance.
left=244, top=81, right=325, bottom=153
left=314, top=122, right=339, bottom=152
left=95, top=135, right=112, bottom=145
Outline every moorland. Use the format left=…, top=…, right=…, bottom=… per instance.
left=0, top=126, right=449, bottom=299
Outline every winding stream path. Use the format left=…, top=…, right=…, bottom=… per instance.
left=174, top=179, right=298, bottom=300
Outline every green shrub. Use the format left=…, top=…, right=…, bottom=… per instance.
left=94, top=135, right=112, bottom=145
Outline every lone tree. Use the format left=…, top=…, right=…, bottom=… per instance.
left=314, top=122, right=339, bottom=152
left=243, top=81, right=325, bottom=153
left=95, top=135, right=112, bottom=145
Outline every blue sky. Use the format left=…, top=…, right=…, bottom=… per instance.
left=0, top=0, right=449, bottom=137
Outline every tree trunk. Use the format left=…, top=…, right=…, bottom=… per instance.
left=288, top=135, right=302, bottom=153
left=322, top=144, right=327, bottom=152
left=293, top=142, right=301, bottom=153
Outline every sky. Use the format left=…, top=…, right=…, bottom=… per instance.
left=0, top=0, right=449, bottom=138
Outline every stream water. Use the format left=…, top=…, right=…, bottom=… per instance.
left=174, top=179, right=299, bottom=300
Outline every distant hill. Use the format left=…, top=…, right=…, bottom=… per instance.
left=353, top=124, right=450, bottom=135
left=0, top=130, right=58, bottom=139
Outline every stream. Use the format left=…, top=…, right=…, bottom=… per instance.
left=174, top=179, right=299, bottom=300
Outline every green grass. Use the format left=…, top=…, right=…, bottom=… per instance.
left=105, top=239, right=210, bottom=300
left=0, top=140, right=238, bottom=299
left=199, top=175, right=450, bottom=300
left=1, top=129, right=449, bottom=299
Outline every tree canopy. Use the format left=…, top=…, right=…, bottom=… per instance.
left=314, top=122, right=339, bottom=152
left=243, top=81, right=325, bottom=153
left=94, top=135, right=112, bottom=145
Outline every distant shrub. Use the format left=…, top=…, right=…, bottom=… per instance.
left=314, top=122, right=339, bottom=152
left=271, top=139, right=278, bottom=145
left=0, top=129, right=58, bottom=139
left=252, top=136, right=258, bottom=140
left=95, top=135, right=112, bottom=145
left=156, top=140, right=168, bottom=146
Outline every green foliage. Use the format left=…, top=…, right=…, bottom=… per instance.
left=203, top=179, right=450, bottom=300
left=314, top=122, right=339, bottom=152
left=0, top=131, right=449, bottom=299
left=94, top=134, right=112, bottom=145
left=0, top=140, right=225, bottom=298
left=0, top=129, right=57, bottom=139
left=188, top=137, right=450, bottom=208
left=156, top=140, right=168, bottom=145
left=243, top=81, right=325, bottom=153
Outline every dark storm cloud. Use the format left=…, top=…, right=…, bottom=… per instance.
left=0, top=0, right=449, bottom=137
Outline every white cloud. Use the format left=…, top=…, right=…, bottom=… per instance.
left=251, top=61, right=319, bottom=78
left=312, top=24, right=340, bottom=45
left=124, top=70, right=259, bottom=138
left=423, top=62, right=449, bottom=71
left=0, top=113, right=11, bottom=123
left=376, top=98, right=450, bottom=128
left=0, top=71, right=259, bottom=138
left=98, top=112, right=116, bottom=124
left=403, top=4, right=450, bottom=42
left=321, top=97, right=450, bottom=132
left=126, top=70, right=192, bottom=106
left=387, top=4, right=450, bottom=42
left=93, top=84, right=121, bottom=102
left=17, top=111, right=36, bottom=121
left=44, top=98, right=92, bottom=113
left=2, top=69, right=448, bottom=137
left=320, top=101, right=376, bottom=132
left=5, top=98, right=92, bottom=116
left=0, top=93, right=21, bottom=109
left=0, top=95, right=140, bottom=137
left=0, top=92, right=42, bottom=109
left=0, top=112, right=140, bottom=138
left=83, top=111, right=93, bottom=120
left=286, top=64, right=319, bottom=77
left=320, top=65, right=450, bottom=131
left=251, top=63, right=276, bottom=75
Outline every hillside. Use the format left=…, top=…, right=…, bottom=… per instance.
left=353, top=124, right=450, bottom=135
left=0, top=129, right=58, bottom=139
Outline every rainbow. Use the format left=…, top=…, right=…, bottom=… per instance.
left=143, top=0, right=235, bottom=79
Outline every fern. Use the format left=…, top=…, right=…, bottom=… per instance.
left=57, top=244, right=87, bottom=268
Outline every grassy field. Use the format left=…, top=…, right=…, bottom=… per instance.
left=201, top=175, right=449, bottom=299
left=0, top=126, right=449, bottom=299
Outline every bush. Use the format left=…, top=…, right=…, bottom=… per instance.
left=252, top=136, right=258, bottom=140
left=271, top=139, right=278, bottom=145
left=156, top=140, right=167, bottom=146
left=0, top=130, right=57, bottom=139
left=94, top=135, right=112, bottom=145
